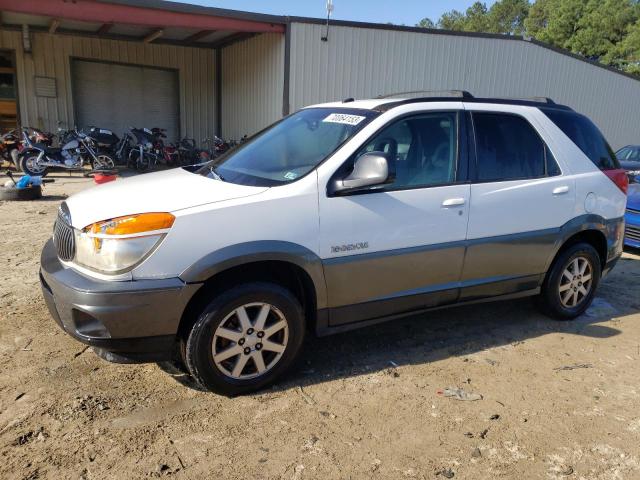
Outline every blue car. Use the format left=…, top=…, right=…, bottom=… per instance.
left=616, top=145, right=640, bottom=183
left=626, top=183, right=640, bottom=249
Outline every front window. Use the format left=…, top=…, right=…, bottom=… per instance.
left=199, top=108, right=379, bottom=186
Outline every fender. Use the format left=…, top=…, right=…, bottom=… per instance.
left=18, top=147, right=43, bottom=159
left=179, top=240, right=328, bottom=309
left=543, top=214, right=625, bottom=273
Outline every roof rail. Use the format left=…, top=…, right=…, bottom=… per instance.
left=376, top=90, right=474, bottom=99
left=375, top=95, right=573, bottom=112
left=491, top=96, right=557, bottom=104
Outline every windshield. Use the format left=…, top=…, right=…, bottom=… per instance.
left=198, top=108, right=379, bottom=186
left=616, top=146, right=640, bottom=162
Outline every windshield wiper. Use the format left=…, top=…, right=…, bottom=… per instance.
left=209, top=165, right=225, bottom=181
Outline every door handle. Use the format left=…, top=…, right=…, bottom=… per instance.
left=552, top=186, right=570, bottom=195
left=442, top=198, right=466, bottom=207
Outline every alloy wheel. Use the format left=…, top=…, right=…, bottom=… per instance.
left=95, top=155, right=115, bottom=169
left=212, top=303, right=289, bottom=380
left=559, top=256, right=593, bottom=308
left=25, top=156, right=46, bottom=174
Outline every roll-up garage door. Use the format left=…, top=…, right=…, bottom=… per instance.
left=72, top=60, right=179, bottom=141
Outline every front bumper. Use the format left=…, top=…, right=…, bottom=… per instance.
left=39, top=239, right=201, bottom=363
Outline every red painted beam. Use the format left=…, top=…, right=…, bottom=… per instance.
left=0, top=0, right=285, bottom=33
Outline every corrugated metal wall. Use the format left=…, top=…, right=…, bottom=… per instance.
left=289, top=23, right=640, bottom=149
left=0, top=29, right=215, bottom=141
left=221, top=33, right=284, bottom=140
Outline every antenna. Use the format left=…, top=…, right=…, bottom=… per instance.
left=321, top=0, right=333, bottom=42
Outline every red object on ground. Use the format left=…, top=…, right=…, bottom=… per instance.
left=94, top=173, right=117, bottom=184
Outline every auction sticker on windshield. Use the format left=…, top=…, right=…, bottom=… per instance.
left=323, top=113, right=367, bottom=126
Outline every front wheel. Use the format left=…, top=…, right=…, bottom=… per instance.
left=20, top=153, right=49, bottom=177
left=92, top=154, right=115, bottom=170
left=537, top=242, right=601, bottom=320
left=183, top=282, right=305, bottom=395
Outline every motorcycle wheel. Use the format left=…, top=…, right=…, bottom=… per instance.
left=20, top=154, right=49, bottom=177
left=92, top=154, right=115, bottom=170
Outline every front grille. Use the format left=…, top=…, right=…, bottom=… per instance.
left=626, top=225, right=640, bottom=242
left=53, top=211, right=75, bottom=261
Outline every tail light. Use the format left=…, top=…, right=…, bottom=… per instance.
left=603, top=169, right=628, bottom=195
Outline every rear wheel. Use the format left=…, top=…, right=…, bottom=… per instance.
left=537, top=242, right=601, bottom=320
left=183, top=282, right=305, bottom=395
left=20, top=153, right=49, bottom=177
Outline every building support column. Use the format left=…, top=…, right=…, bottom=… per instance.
left=282, top=22, right=291, bottom=117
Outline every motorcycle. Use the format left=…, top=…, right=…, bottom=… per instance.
left=203, top=135, right=231, bottom=159
left=176, top=137, right=212, bottom=165
left=19, top=127, right=115, bottom=177
left=0, top=129, right=22, bottom=168
left=151, top=127, right=180, bottom=166
left=83, top=126, right=120, bottom=154
left=128, top=127, right=159, bottom=171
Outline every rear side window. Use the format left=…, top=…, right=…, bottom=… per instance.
left=542, top=109, right=620, bottom=170
left=472, top=113, right=558, bottom=182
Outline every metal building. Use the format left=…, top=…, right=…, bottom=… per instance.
left=0, top=0, right=639, bottom=148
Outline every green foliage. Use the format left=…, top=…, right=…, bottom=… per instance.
left=419, top=0, right=529, bottom=34
left=417, top=0, right=640, bottom=76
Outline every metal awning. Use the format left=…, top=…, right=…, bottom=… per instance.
left=0, top=0, right=286, bottom=48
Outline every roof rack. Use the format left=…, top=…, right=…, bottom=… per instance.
left=492, top=96, right=557, bottom=104
left=375, top=94, right=573, bottom=112
left=376, top=90, right=474, bottom=99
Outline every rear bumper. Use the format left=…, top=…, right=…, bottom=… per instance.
left=39, top=239, right=201, bottom=363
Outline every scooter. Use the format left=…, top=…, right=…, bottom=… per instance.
left=19, top=127, right=114, bottom=177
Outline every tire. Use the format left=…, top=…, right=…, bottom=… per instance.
left=92, top=154, right=115, bottom=170
left=537, top=242, right=601, bottom=320
left=0, top=185, right=42, bottom=201
left=20, top=153, right=49, bottom=177
left=183, top=282, right=305, bottom=395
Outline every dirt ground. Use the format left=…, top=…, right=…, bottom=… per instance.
left=1, top=171, right=640, bottom=480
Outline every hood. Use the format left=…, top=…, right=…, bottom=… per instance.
left=64, top=168, right=268, bottom=229
left=620, top=160, right=640, bottom=171
left=628, top=183, right=640, bottom=210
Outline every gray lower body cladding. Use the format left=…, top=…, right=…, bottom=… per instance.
left=38, top=214, right=624, bottom=357
left=323, top=215, right=624, bottom=327
left=39, top=239, right=201, bottom=362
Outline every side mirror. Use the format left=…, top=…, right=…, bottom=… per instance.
left=333, top=152, right=394, bottom=194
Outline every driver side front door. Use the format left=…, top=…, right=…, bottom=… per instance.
left=317, top=110, right=471, bottom=326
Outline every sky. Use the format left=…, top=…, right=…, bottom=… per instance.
left=174, top=0, right=497, bottom=26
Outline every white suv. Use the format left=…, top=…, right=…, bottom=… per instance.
left=40, top=93, right=629, bottom=395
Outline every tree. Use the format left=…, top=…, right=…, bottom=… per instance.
left=417, top=17, right=435, bottom=29
left=489, top=0, right=530, bottom=35
left=423, top=0, right=529, bottom=34
left=437, top=9, right=467, bottom=30
left=611, top=17, right=640, bottom=73
left=419, top=0, right=640, bottom=76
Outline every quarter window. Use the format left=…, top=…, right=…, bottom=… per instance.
left=355, top=112, right=459, bottom=190
left=473, top=113, right=558, bottom=182
left=542, top=109, right=619, bottom=170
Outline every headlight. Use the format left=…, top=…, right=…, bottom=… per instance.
left=74, top=212, right=175, bottom=274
